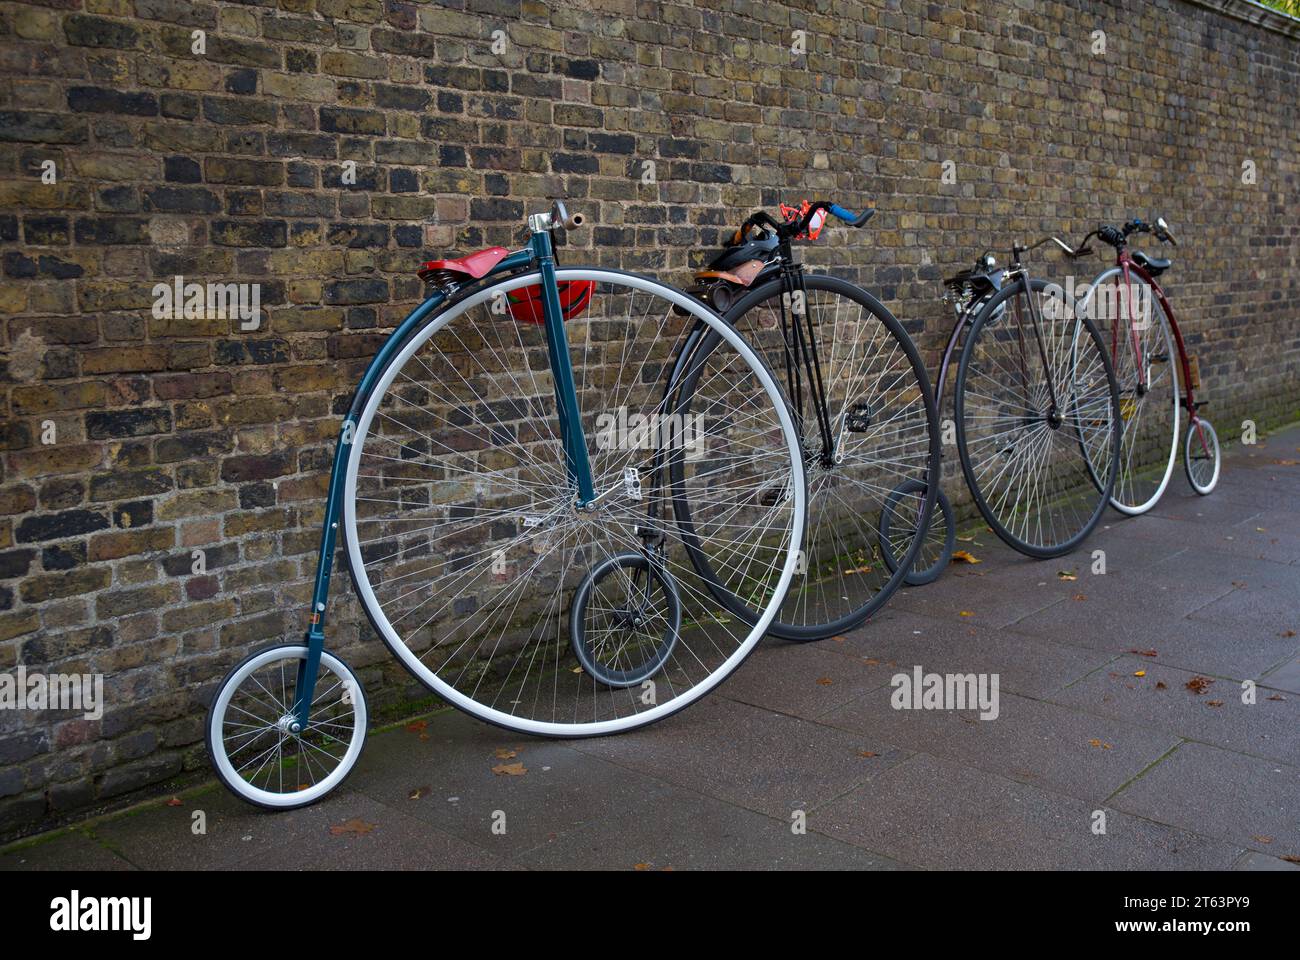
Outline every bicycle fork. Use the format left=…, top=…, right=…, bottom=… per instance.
left=778, top=263, right=837, bottom=465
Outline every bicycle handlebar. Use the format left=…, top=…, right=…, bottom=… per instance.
left=1095, top=217, right=1177, bottom=249
left=731, top=200, right=875, bottom=245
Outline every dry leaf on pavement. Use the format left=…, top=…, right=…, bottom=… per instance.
left=329, top=818, right=376, bottom=837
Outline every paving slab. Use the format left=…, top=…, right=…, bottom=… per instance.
left=1052, top=655, right=1300, bottom=766
left=518, top=787, right=907, bottom=871
left=889, top=559, right=1088, bottom=630
left=1233, top=851, right=1300, bottom=871
left=570, top=695, right=910, bottom=820
left=353, top=710, right=674, bottom=856
left=0, top=830, right=134, bottom=871
left=90, top=785, right=508, bottom=871
left=1006, top=565, right=1298, bottom=678
left=716, top=637, right=894, bottom=720
left=811, top=753, right=1241, bottom=870
left=818, top=686, right=1179, bottom=803
left=1110, top=741, right=1300, bottom=861
left=826, top=607, right=1115, bottom=700
left=1259, top=654, right=1300, bottom=695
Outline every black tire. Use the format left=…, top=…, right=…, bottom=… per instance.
left=954, top=277, right=1121, bottom=558
left=568, top=552, right=682, bottom=688
left=670, top=273, right=941, bottom=640
left=879, top=479, right=955, bottom=586
left=1184, top=416, right=1221, bottom=495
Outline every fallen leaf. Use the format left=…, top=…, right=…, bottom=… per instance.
left=1271, top=458, right=1298, bottom=466
left=842, top=564, right=873, bottom=574
left=858, top=750, right=878, bottom=758
left=165, top=797, right=182, bottom=807
left=405, top=719, right=427, bottom=734
left=1252, top=835, right=1273, bottom=844
left=862, top=658, right=880, bottom=666
left=1133, top=670, right=1146, bottom=677
left=329, top=818, right=377, bottom=837
left=1206, top=700, right=1224, bottom=708
left=634, top=862, right=652, bottom=871
left=1073, top=593, right=1087, bottom=601
left=1088, top=738, right=1113, bottom=750
left=492, top=762, right=527, bottom=776
left=571, top=665, right=584, bottom=673
left=1130, top=649, right=1158, bottom=657
left=1185, top=676, right=1214, bottom=694
left=408, top=785, right=430, bottom=800
left=1156, top=681, right=1168, bottom=690
left=1057, top=570, right=1078, bottom=581
left=1282, top=855, right=1300, bottom=864
left=832, top=635, right=848, bottom=642
left=1266, top=694, right=1286, bottom=701
left=951, top=550, right=981, bottom=564
left=959, top=610, right=974, bottom=617
left=1281, top=630, right=1296, bottom=638
left=816, top=677, right=834, bottom=686
left=493, top=747, right=518, bottom=760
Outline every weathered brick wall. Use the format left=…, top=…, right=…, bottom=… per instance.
left=0, top=0, right=1296, bottom=836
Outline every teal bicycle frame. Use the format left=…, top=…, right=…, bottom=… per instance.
left=291, top=226, right=594, bottom=727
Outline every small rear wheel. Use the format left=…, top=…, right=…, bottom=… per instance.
left=879, top=479, right=954, bottom=586
left=1184, top=417, right=1220, bottom=495
left=569, top=552, right=681, bottom=689
left=207, top=644, right=367, bottom=810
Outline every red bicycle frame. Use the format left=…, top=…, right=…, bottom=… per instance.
left=1111, top=249, right=1212, bottom=456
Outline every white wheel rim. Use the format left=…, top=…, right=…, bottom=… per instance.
left=344, top=269, right=806, bottom=737
left=210, top=646, right=366, bottom=808
left=1081, top=267, right=1179, bottom=515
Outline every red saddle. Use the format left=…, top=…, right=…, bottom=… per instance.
left=418, top=246, right=509, bottom=283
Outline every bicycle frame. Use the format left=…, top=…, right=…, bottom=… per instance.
left=290, top=228, right=593, bottom=727
left=1109, top=251, right=1201, bottom=418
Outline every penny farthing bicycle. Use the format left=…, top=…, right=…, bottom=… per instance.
left=1074, top=217, right=1221, bottom=508
left=206, top=202, right=807, bottom=809
left=878, top=234, right=1124, bottom=582
left=683, top=200, right=941, bottom=638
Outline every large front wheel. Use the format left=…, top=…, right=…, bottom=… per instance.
left=955, top=278, right=1121, bottom=558
left=343, top=269, right=805, bottom=738
left=1079, top=268, right=1180, bottom=514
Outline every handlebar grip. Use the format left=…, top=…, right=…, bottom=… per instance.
left=1075, top=246, right=1093, bottom=258
left=829, top=204, right=875, bottom=228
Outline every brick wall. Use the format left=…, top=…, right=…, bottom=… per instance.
left=0, top=0, right=1297, bottom=837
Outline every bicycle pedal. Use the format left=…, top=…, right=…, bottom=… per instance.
left=845, top=402, right=874, bottom=432
left=623, top=466, right=643, bottom=501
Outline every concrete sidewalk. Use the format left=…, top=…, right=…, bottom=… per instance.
left=5, top=425, right=1299, bottom=871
